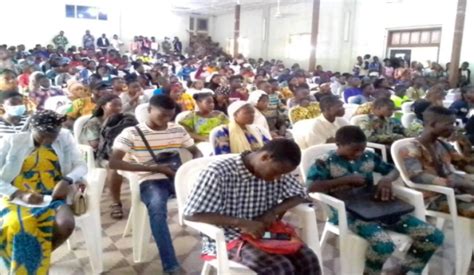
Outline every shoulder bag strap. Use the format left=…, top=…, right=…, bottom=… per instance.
left=134, top=126, right=159, bottom=163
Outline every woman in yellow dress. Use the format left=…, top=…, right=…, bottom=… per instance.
left=0, top=110, right=87, bottom=274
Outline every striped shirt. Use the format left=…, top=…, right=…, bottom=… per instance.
left=0, top=116, right=29, bottom=139
left=113, top=122, right=194, bottom=183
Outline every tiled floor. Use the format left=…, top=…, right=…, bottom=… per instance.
left=50, top=185, right=474, bottom=275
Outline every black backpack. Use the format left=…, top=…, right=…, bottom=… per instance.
left=97, top=113, right=138, bottom=160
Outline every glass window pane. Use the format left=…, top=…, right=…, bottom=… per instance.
left=410, top=31, right=420, bottom=44
left=197, top=19, right=208, bottom=31
left=98, top=11, right=107, bottom=21
left=420, top=31, right=431, bottom=43
left=189, top=18, right=195, bottom=30
left=65, top=5, right=75, bottom=18
left=391, top=32, right=400, bottom=45
left=431, top=31, right=441, bottom=43
left=77, top=6, right=97, bottom=19
left=400, top=32, right=410, bottom=44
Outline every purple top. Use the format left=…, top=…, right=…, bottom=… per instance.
left=343, top=87, right=362, bottom=103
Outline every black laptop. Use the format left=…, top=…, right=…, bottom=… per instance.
left=339, top=187, right=415, bottom=224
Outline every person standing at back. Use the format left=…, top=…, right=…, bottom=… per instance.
left=83, top=30, right=95, bottom=51
left=109, top=95, right=202, bottom=274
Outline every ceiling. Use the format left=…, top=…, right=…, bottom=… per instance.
left=172, top=0, right=311, bottom=15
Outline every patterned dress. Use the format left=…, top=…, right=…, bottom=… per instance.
left=357, top=114, right=405, bottom=144
left=0, top=145, right=65, bottom=274
left=211, top=125, right=271, bottom=155
left=307, top=150, right=444, bottom=275
left=178, top=111, right=228, bottom=138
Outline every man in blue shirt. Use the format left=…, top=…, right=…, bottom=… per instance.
left=343, top=77, right=362, bottom=103
left=449, top=85, right=474, bottom=123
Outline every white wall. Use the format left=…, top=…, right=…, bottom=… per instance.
left=0, top=0, right=190, bottom=51
left=210, top=0, right=354, bottom=71
left=210, top=0, right=474, bottom=73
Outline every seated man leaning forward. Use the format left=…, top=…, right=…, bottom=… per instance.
left=183, top=139, right=321, bottom=274
left=109, top=95, right=202, bottom=274
left=307, top=126, right=443, bottom=275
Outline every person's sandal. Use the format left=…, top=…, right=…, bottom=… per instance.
left=110, top=202, right=124, bottom=220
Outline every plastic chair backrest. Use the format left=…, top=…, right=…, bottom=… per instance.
left=73, top=114, right=93, bottom=143
left=391, top=138, right=416, bottom=186
left=301, top=144, right=376, bottom=185
left=175, top=154, right=236, bottom=224
left=78, top=144, right=97, bottom=171
left=292, top=119, right=315, bottom=149
left=209, top=125, right=223, bottom=155
left=401, top=113, right=416, bottom=128
left=401, top=101, right=413, bottom=113
left=343, top=103, right=359, bottom=121
left=175, top=110, right=192, bottom=124
left=135, top=103, right=148, bottom=123
left=288, top=106, right=297, bottom=125
left=300, top=144, right=337, bottom=184
left=350, top=114, right=368, bottom=126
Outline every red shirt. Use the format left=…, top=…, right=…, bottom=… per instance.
left=17, top=73, right=30, bottom=88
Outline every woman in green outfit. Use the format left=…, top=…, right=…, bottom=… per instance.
left=179, top=92, right=229, bottom=143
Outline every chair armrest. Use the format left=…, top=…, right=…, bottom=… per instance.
left=184, top=220, right=225, bottom=241
left=287, top=204, right=321, bottom=259
left=367, top=142, right=388, bottom=162
left=392, top=185, right=426, bottom=221
left=309, top=192, right=349, bottom=234
left=183, top=220, right=231, bottom=273
left=405, top=181, right=459, bottom=219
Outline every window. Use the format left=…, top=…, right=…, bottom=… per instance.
left=287, top=33, right=311, bottom=60
left=65, top=4, right=107, bottom=21
left=388, top=28, right=441, bottom=47
left=189, top=18, right=195, bottom=31
left=197, top=18, right=208, bottom=32
left=65, top=5, right=75, bottom=18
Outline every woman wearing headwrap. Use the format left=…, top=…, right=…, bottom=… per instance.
left=211, top=100, right=271, bottom=155
left=0, top=110, right=87, bottom=274
left=247, top=90, right=270, bottom=133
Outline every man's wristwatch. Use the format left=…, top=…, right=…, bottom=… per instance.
left=62, top=177, right=74, bottom=185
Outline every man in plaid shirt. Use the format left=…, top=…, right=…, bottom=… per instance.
left=184, top=139, right=320, bottom=274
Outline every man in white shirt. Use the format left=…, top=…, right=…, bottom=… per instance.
left=293, top=95, right=349, bottom=149
left=111, top=34, right=124, bottom=52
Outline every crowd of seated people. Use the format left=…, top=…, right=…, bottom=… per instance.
left=1, top=34, right=474, bottom=274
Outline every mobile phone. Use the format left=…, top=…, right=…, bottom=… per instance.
left=261, top=232, right=291, bottom=241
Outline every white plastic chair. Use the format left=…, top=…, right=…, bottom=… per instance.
left=288, top=106, right=297, bottom=125
left=175, top=155, right=323, bottom=275
left=350, top=115, right=388, bottom=162
left=120, top=149, right=194, bottom=263
left=44, top=96, right=71, bottom=113
left=342, top=103, right=359, bottom=121
left=70, top=145, right=104, bottom=274
left=72, top=114, right=92, bottom=143
left=73, top=116, right=107, bottom=204
left=301, top=144, right=428, bottom=275
left=391, top=138, right=474, bottom=275
left=401, top=101, right=414, bottom=113
left=401, top=112, right=416, bottom=128
left=134, top=103, right=149, bottom=123
left=174, top=110, right=192, bottom=124
left=291, top=118, right=316, bottom=150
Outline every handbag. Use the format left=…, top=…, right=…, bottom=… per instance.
left=134, top=126, right=182, bottom=172
left=71, top=188, right=87, bottom=216
left=233, top=221, right=303, bottom=256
